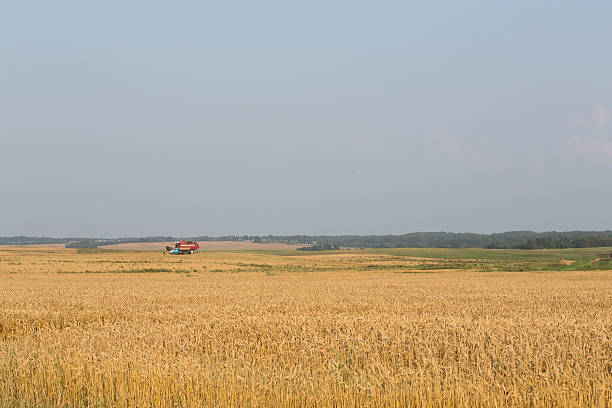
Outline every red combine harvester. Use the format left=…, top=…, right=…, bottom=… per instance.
left=164, top=240, right=199, bottom=255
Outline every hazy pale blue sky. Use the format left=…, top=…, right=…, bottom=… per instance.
left=1, top=1, right=611, bottom=237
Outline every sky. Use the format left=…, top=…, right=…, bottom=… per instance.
left=1, top=1, right=611, bottom=237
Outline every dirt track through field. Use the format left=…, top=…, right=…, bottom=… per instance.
left=99, top=241, right=302, bottom=251
left=0, top=241, right=303, bottom=251
left=0, top=244, right=66, bottom=249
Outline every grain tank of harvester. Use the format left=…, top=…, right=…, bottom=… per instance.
left=164, top=240, right=199, bottom=255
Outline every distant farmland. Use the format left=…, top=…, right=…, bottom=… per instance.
left=1, top=246, right=610, bottom=407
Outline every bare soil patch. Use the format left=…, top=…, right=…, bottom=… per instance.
left=0, top=244, right=66, bottom=249
left=100, top=241, right=302, bottom=251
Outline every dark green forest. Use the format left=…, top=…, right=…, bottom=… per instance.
left=272, top=231, right=612, bottom=250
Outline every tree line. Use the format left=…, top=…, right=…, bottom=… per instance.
left=273, top=231, right=612, bottom=249
left=2, top=231, right=612, bottom=250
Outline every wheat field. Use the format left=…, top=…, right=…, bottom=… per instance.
left=0, top=247, right=610, bottom=407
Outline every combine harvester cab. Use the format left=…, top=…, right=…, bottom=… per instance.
left=165, top=240, right=199, bottom=255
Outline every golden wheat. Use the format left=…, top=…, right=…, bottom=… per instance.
left=0, top=247, right=610, bottom=407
